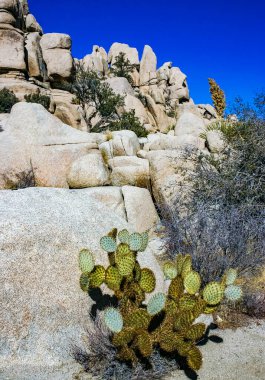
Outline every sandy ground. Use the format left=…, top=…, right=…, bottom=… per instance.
left=0, top=321, right=264, bottom=380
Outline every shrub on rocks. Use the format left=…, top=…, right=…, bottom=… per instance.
left=24, top=92, right=51, bottom=110
left=0, top=88, right=19, bottom=113
left=108, top=110, right=148, bottom=138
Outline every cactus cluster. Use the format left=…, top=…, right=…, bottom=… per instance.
left=78, top=230, right=242, bottom=373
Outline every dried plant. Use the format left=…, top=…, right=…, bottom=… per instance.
left=208, top=78, right=226, bottom=118
left=3, top=163, right=36, bottom=190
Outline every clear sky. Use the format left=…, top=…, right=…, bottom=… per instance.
left=29, top=0, right=265, bottom=107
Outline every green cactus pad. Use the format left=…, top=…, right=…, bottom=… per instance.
left=175, top=340, right=193, bottom=356
left=179, top=294, right=196, bottom=311
left=176, top=254, right=185, bottom=274
left=185, top=323, right=206, bottom=341
left=224, top=269, right=238, bottom=285
left=163, top=262, right=178, bottom=280
left=139, top=231, right=149, bottom=252
left=168, top=276, right=184, bottom=300
left=184, top=271, right=201, bottom=295
left=116, top=254, right=135, bottom=276
left=174, top=310, right=195, bottom=330
left=89, top=265, right=105, bottom=287
left=136, top=331, right=152, bottom=357
left=224, top=285, right=243, bottom=301
left=159, top=331, right=182, bottom=352
left=112, top=327, right=135, bottom=346
left=204, top=305, right=219, bottom=314
left=125, top=309, right=151, bottom=330
left=116, top=243, right=131, bottom=257
left=165, top=299, right=178, bottom=315
left=104, top=307, right=123, bottom=333
left=187, top=346, right=203, bottom=371
left=129, top=232, right=143, bottom=251
left=79, top=273, right=90, bottom=292
left=105, top=266, right=123, bottom=291
left=203, top=282, right=224, bottom=305
left=181, top=255, right=192, bottom=278
left=100, top=236, right=117, bottom=253
left=139, top=268, right=156, bottom=293
left=118, top=229, right=130, bottom=244
left=134, top=261, right=141, bottom=281
left=147, top=293, right=166, bottom=315
left=193, top=299, right=207, bottom=317
left=79, top=249, right=95, bottom=274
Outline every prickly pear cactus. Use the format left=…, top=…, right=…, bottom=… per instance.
left=78, top=231, right=243, bottom=374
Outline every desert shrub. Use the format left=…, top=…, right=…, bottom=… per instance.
left=230, top=90, right=265, bottom=122
left=208, top=78, right=226, bottom=118
left=110, top=52, right=138, bottom=85
left=75, top=229, right=242, bottom=378
left=161, top=202, right=265, bottom=284
left=3, top=165, right=36, bottom=190
left=24, top=93, right=51, bottom=110
left=0, top=88, right=19, bottom=113
left=243, top=290, right=265, bottom=318
left=161, top=95, right=265, bottom=283
left=72, top=64, right=124, bottom=131
left=107, top=110, right=148, bottom=137
left=72, top=316, right=179, bottom=380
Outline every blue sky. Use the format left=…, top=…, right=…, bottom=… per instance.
left=29, top=0, right=265, bottom=107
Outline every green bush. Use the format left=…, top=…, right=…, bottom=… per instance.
left=0, top=88, right=19, bottom=113
left=110, top=52, right=138, bottom=85
left=72, top=64, right=124, bottom=131
left=24, top=93, right=51, bottom=110
left=108, top=110, right=148, bottom=137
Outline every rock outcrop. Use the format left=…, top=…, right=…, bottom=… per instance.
left=0, top=0, right=216, bottom=133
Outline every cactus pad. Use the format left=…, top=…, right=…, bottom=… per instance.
left=136, top=331, right=152, bottom=357
left=79, top=273, right=90, bottom=292
left=203, top=282, right=224, bottom=305
left=79, top=249, right=95, bottom=274
left=125, top=309, right=151, bottom=330
left=139, top=231, right=149, bottom=252
left=163, top=262, right=178, bottom=280
left=139, top=268, right=156, bottom=293
left=179, top=294, right=197, bottom=311
left=224, top=268, right=238, bottom=285
left=129, top=232, right=143, bottom=251
left=176, top=254, right=185, bottom=274
left=168, top=276, right=184, bottom=300
left=185, top=323, right=206, bottom=341
left=147, top=293, right=166, bottom=315
left=118, top=346, right=137, bottom=363
left=116, top=254, right=135, bottom=276
left=108, top=228, right=118, bottom=239
left=105, top=266, right=122, bottom=291
left=104, top=307, right=123, bottom=333
left=116, top=243, right=132, bottom=257
left=181, top=255, right=192, bottom=278
left=187, top=346, right=203, bottom=371
left=89, top=265, right=105, bottom=287
left=159, top=331, right=181, bottom=352
left=184, top=271, right=201, bottom=295
left=112, top=327, right=135, bottom=346
left=224, top=285, right=243, bottom=301
left=100, top=236, right=117, bottom=253
left=174, top=310, right=195, bottom=330
left=118, top=229, right=130, bottom=244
